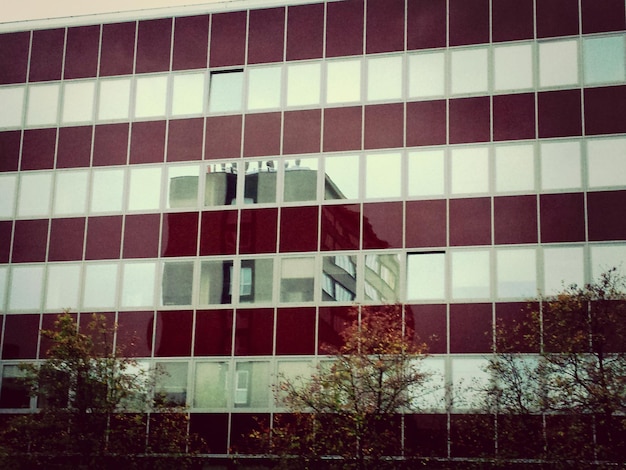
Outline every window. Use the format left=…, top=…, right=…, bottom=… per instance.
left=172, top=73, right=205, bottom=116
left=364, top=254, right=401, bottom=302
left=494, top=43, right=533, bottom=91
left=208, top=70, right=243, bottom=113
left=284, top=158, right=318, bottom=202
left=408, top=52, right=445, bottom=98
left=128, top=167, right=162, bottom=211
left=322, top=255, right=357, bottom=302
left=591, top=245, right=626, bottom=283
left=98, top=78, right=131, bottom=120
left=451, top=146, right=489, bottom=194
left=543, top=246, right=584, bottom=295
left=0, top=366, right=30, bottom=409
left=326, top=59, right=361, bottom=104
left=239, top=259, right=273, bottom=304
left=452, top=250, right=491, bottom=299
left=155, top=362, right=188, bottom=407
left=9, top=265, right=44, bottom=311
left=587, top=138, right=626, bottom=188
left=0, top=175, right=17, bottom=218
left=194, top=362, right=229, bottom=408
left=121, top=262, right=156, bottom=308
left=324, top=154, right=359, bottom=200
left=199, top=260, right=232, bottom=305
left=161, top=261, right=194, bottom=306
left=287, top=63, right=321, bottom=107
left=451, top=357, right=490, bottom=409
left=244, top=160, right=277, bottom=204
left=91, top=168, right=125, bottom=213
left=62, top=81, right=96, bottom=123
left=45, top=264, right=81, bottom=310
left=451, top=48, right=489, bottom=95
left=539, top=40, right=578, bottom=87
left=0, top=267, right=6, bottom=310
left=407, top=252, right=445, bottom=300
left=18, top=172, right=52, bottom=217
left=205, top=162, right=238, bottom=206
left=135, top=75, right=168, bottom=118
left=247, top=66, right=282, bottom=110
left=54, top=170, right=89, bottom=215
left=167, top=165, right=199, bottom=209
left=83, top=264, right=118, bottom=309
left=496, top=248, right=537, bottom=299
left=280, top=257, right=315, bottom=302
left=540, top=141, right=581, bottom=190
left=27, top=83, right=60, bottom=126
left=583, top=35, right=625, bottom=85
left=0, top=86, right=24, bottom=128
left=365, top=153, right=401, bottom=199
left=367, top=55, right=402, bottom=101
left=234, top=361, right=270, bottom=408
left=408, top=150, right=445, bottom=197
left=495, top=144, right=535, bottom=193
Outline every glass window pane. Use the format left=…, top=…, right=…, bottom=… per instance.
left=54, top=170, right=89, bottom=216
left=494, top=43, right=533, bottom=91
left=62, top=81, right=95, bottom=124
left=0, top=175, right=17, bottom=218
left=587, top=138, right=626, bottom=188
left=155, top=362, right=188, bottom=407
left=199, top=260, right=232, bottom=305
left=128, top=167, right=162, bottom=211
left=324, top=154, right=359, bottom=200
left=495, top=144, right=535, bottom=193
left=280, top=257, right=315, bottom=302
left=284, top=158, right=318, bottom=202
left=161, top=261, right=194, bottom=306
left=543, top=246, right=584, bottom=295
left=0, top=87, right=24, bottom=128
left=365, top=153, right=401, bottom=199
left=451, top=357, right=490, bottom=409
left=240, top=258, right=273, bottom=304
left=496, top=248, right=537, bottom=299
left=244, top=160, right=277, bottom=204
left=205, top=162, right=238, bottom=206
left=91, top=168, right=125, bottom=213
left=121, top=262, right=156, bottom=308
left=451, top=147, right=489, bottom=194
left=410, top=357, right=446, bottom=410
left=83, top=263, right=118, bottom=309
left=408, top=52, right=445, bottom=98
left=247, top=66, right=282, bottom=110
left=45, top=264, right=81, bottom=310
left=167, top=165, right=199, bottom=209
left=234, top=361, right=270, bottom=408
left=591, top=244, right=626, bottom=282
left=135, top=75, right=168, bottom=118
left=451, top=48, right=489, bottom=95
left=18, top=172, right=52, bottom=217
left=27, top=83, right=60, bottom=126
left=408, top=150, right=444, bottom=197
left=9, top=265, right=44, bottom=311
left=98, top=78, right=131, bottom=121
left=287, top=63, right=321, bottom=107
left=583, top=36, right=625, bottom=85
left=364, top=253, right=401, bottom=302
left=322, top=255, right=357, bottom=302
left=208, top=71, right=243, bottom=113
left=327, top=59, right=361, bottom=104
left=194, top=362, right=229, bottom=408
left=0, top=266, right=7, bottom=311
left=540, top=141, right=581, bottom=190
left=172, top=73, right=205, bottom=116
left=539, top=40, right=579, bottom=87
left=407, top=252, right=445, bottom=300
left=367, top=55, right=403, bottom=101
left=452, top=250, right=491, bottom=299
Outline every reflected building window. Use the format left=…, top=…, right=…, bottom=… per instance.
left=322, top=255, right=357, bottom=302
left=234, top=361, right=270, bottom=408
left=205, top=162, right=238, bottom=206
left=364, top=253, right=401, bottom=302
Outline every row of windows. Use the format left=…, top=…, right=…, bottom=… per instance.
left=2, top=136, right=626, bottom=220
left=1, top=243, right=624, bottom=312
left=1, top=34, right=624, bottom=129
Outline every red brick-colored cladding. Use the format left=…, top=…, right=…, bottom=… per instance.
left=64, top=25, right=100, bottom=79
left=233, top=308, right=273, bottom=356
left=2, top=314, right=40, bottom=359
left=12, top=219, right=49, bottom=263
left=57, top=126, right=92, bottom=168
left=0, top=221, right=12, bottom=263
left=154, top=310, right=193, bottom=357
left=195, top=309, right=235, bottom=356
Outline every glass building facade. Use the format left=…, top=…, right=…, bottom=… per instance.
left=1, top=0, right=626, bottom=458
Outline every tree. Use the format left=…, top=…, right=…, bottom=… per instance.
left=251, top=304, right=437, bottom=469
left=0, top=311, right=203, bottom=469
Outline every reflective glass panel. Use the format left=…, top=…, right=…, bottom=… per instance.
left=135, top=75, right=168, bottom=118
left=208, top=71, right=243, bottom=113
left=199, top=260, right=233, bottom=305
left=161, top=261, right=194, bottom=306
left=167, top=165, right=199, bottom=209
left=590, top=244, right=626, bottom=282
left=0, top=87, right=24, bottom=128
left=495, top=144, right=535, bottom=193
left=408, top=150, right=445, bottom=197
left=205, top=162, right=238, bottom=206
left=45, top=264, right=81, bottom=310
left=540, top=141, right=581, bottom=190
left=451, top=48, right=489, bottom=95
left=83, top=263, right=118, bottom=309
left=280, top=257, right=315, bottom=302
left=407, top=252, right=445, bottom=300
left=364, top=253, right=401, bottom=302
left=287, top=63, right=321, bottom=107
left=194, top=362, right=229, bottom=408
left=0, top=266, right=6, bottom=311
left=322, top=255, right=357, bottom=302
left=247, top=66, right=282, bottom=110
left=234, top=361, right=270, bottom=408
left=9, top=265, right=44, bottom=311
left=365, top=153, right=401, bottom=199
left=54, top=170, right=89, bottom=216
left=284, top=158, right=318, bottom=202
left=128, top=167, right=162, bottom=211
left=587, top=138, right=626, bottom=188
left=98, top=78, right=131, bottom=120
left=494, top=43, right=533, bottom=91
left=539, top=40, right=578, bottom=87
left=452, top=250, right=491, bottom=299
left=155, top=362, right=188, bottom=406
left=172, top=73, right=205, bottom=116
left=324, top=154, right=359, bottom=200
left=583, top=36, right=625, bottom=85
left=239, top=258, right=273, bottom=304
left=121, top=262, right=156, bottom=308
left=0, top=175, right=17, bottom=218
left=326, top=59, right=361, bottom=103
left=91, top=168, right=125, bottom=213
left=62, top=81, right=95, bottom=123
left=26, top=83, right=60, bottom=126
left=408, top=52, right=445, bottom=98
left=17, top=172, right=52, bottom=217
left=496, top=248, right=537, bottom=299
left=367, top=55, right=402, bottom=101
left=451, top=147, right=489, bottom=194
left=451, top=357, right=490, bottom=409
left=543, top=246, right=584, bottom=295
left=244, top=160, right=277, bottom=204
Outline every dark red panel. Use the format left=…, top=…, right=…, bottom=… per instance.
left=276, top=307, right=316, bottom=355
left=209, top=11, right=246, bottom=67
left=93, top=123, right=129, bottom=166
left=136, top=19, right=172, bottom=73
left=48, top=217, right=85, bottom=262
left=492, top=0, right=534, bottom=42
left=205, top=115, right=242, bottom=159
left=230, top=414, right=270, bottom=453
left=0, top=32, right=30, bottom=84
left=495, top=302, right=540, bottom=353
left=154, top=310, right=193, bottom=357
left=279, top=206, right=318, bottom=252
left=536, top=0, right=579, bottom=38
left=406, top=199, right=447, bottom=248
left=195, top=309, right=234, bottom=356
left=326, top=0, right=364, bottom=57
left=0, top=221, right=11, bottom=263
left=323, top=106, right=362, bottom=152
left=64, top=25, right=100, bottom=79
left=12, top=219, right=48, bottom=263
left=581, top=0, right=625, bottom=33
left=450, top=303, right=492, bottom=353
left=493, top=93, right=536, bottom=141
left=85, top=215, right=122, bottom=260
left=405, top=414, right=449, bottom=458
left=21, top=128, right=56, bottom=171
left=116, top=311, right=154, bottom=357
left=588, top=191, right=626, bottom=241
left=123, top=213, right=161, bottom=259
left=540, top=193, right=585, bottom=243
left=39, top=313, right=78, bottom=359
left=362, top=202, right=403, bottom=249
left=190, top=414, right=229, bottom=454
left=584, top=86, right=626, bottom=136
left=450, top=414, right=495, bottom=458
left=29, top=29, right=64, bottom=82
left=538, top=90, right=582, bottom=138
left=449, top=197, right=492, bottom=246
left=161, top=212, right=199, bottom=257
left=167, top=118, right=204, bottom=162
left=449, top=97, right=491, bottom=144
left=0, top=131, right=21, bottom=172
left=406, top=304, right=447, bottom=354
left=100, top=22, right=136, bottom=77
left=364, top=103, right=404, bottom=150
left=318, top=306, right=352, bottom=353
left=172, top=15, right=209, bottom=70
left=130, top=121, right=166, bottom=164
left=78, top=311, right=115, bottom=356
left=248, top=8, right=285, bottom=64
left=321, top=204, right=360, bottom=251
left=234, top=308, right=273, bottom=356
left=494, top=195, right=538, bottom=245
left=239, top=208, right=277, bottom=254
left=449, top=0, right=489, bottom=46
left=283, top=109, right=321, bottom=155
left=407, top=0, right=446, bottom=50
left=56, top=126, right=92, bottom=168
left=406, top=100, right=446, bottom=147
left=243, top=113, right=281, bottom=157
left=200, top=210, right=238, bottom=256
left=2, top=314, right=39, bottom=359
left=286, top=3, right=324, bottom=60
left=366, top=0, right=404, bottom=53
